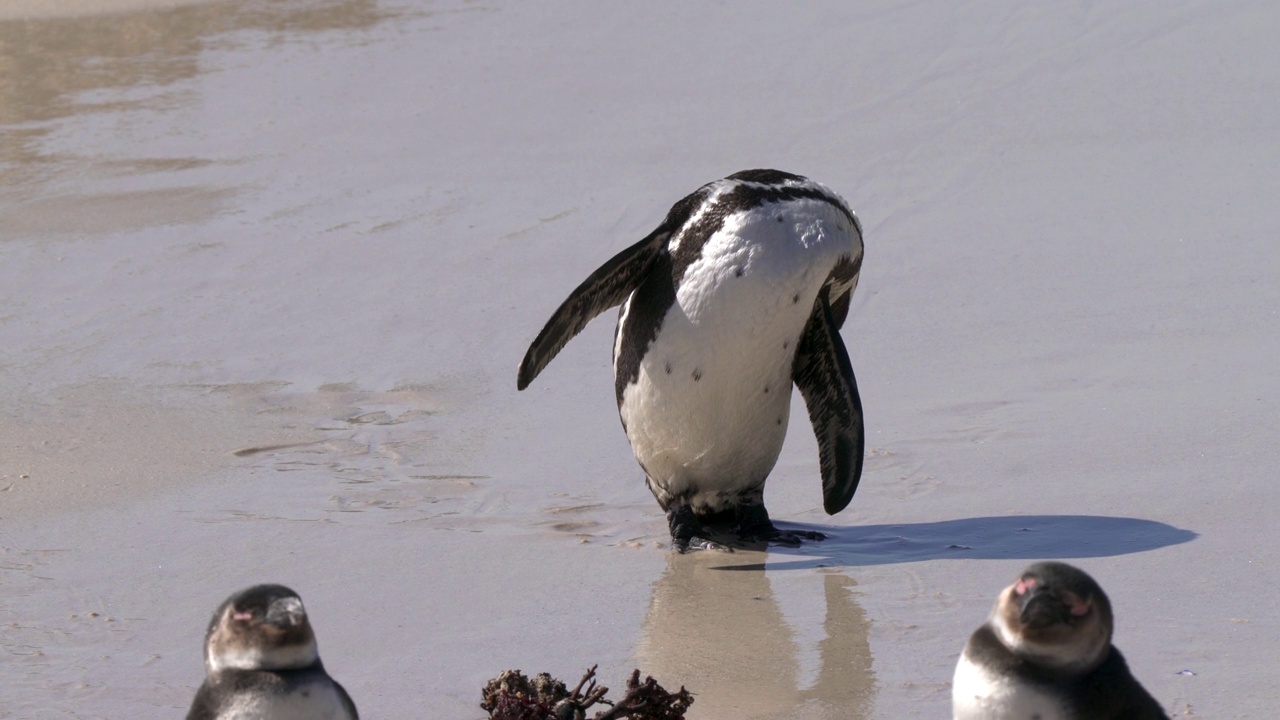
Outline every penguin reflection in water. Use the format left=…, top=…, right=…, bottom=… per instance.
left=186, top=584, right=358, bottom=720
left=519, top=170, right=865, bottom=551
left=953, top=562, right=1168, bottom=720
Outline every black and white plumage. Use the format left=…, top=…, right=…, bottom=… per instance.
left=186, top=584, right=358, bottom=720
left=518, top=169, right=865, bottom=551
left=952, top=562, right=1168, bottom=720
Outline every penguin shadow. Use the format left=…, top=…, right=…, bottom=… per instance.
left=753, top=515, right=1198, bottom=570
left=634, top=551, right=875, bottom=720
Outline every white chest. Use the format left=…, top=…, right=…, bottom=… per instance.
left=220, top=683, right=352, bottom=720
left=616, top=208, right=853, bottom=499
left=952, top=654, right=1067, bottom=720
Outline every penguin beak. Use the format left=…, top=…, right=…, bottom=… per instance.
left=1019, top=588, right=1069, bottom=628
left=265, top=596, right=306, bottom=627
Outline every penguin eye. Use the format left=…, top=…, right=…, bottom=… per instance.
left=1064, top=592, right=1091, bottom=617
left=231, top=609, right=255, bottom=622
left=1014, top=578, right=1037, bottom=596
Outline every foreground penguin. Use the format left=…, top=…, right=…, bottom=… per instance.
left=186, top=584, right=358, bottom=720
left=519, top=169, right=864, bottom=551
left=952, top=562, right=1168, bottom=720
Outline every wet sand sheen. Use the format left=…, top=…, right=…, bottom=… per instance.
left=0, top=381, right=322, bottom=517
left=1, top=0, right=1276, bottom=717
left=0, top=0, right=394, bottom=241
left=0, top=0, right=224, bottom=22
left=636, top=551, right=875, bottom=719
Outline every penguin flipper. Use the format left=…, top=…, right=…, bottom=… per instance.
left=1078, top=648, right=1171, bottom=720
left=793, top=286, right=865, bottom=515
left=517, top=229, right=668, bottom=390
left=335, top=679, right=360, bottom=719
left=184, top=683, right=220, bottom=720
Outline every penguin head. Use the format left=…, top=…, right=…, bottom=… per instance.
left=991, top=562, right=1113, bottom=675
left=203, top=584, right=320, bottom=674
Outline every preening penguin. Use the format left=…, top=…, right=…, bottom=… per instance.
left=186, top=584, right=358, bottom=720
left=952, top=562, right=1168, bottom=720
left=518, top=169, right=865, bottom=551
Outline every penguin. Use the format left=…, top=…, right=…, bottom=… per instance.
left=518, top=169, right=865, bottom=551
left=952, top=561, right=1169, bottom=720
left=186, top=584, right=358, bottom=720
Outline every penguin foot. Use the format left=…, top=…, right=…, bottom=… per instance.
left=667, top=506, right=734, bottom=553
left=738, top=526, right=827, bottom=547
left=776, top=527, right=827, bottom=545
left=674, top=536, right=734, bottom=553
left=736, top=505, right=826, bottom=546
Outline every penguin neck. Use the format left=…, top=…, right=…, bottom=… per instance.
left=990, top=616, right=1110, bottom=678
left=207, top=641, right=320, bottom=674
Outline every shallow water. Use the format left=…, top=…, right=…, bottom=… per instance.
left=3, top=1, right=1278, bottom=718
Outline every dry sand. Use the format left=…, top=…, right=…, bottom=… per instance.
left=2, top=1, right=1277, bottom=718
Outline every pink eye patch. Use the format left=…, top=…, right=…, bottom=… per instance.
left=1065, top=593, right=1091, bottom=616
left=1015, top=578, right=1038, bottom=595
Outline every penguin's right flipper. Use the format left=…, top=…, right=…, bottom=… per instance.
left=335, top=680, right=360, bottom=719
left=517, top=229, right=669, bottom=390
left=793, top=286, right=865, bottom=515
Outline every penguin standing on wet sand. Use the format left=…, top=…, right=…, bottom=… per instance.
left=952, top=561, right=1169, bottom=720
left=186, top=584, right=358, bottom=720
left=519, top=169, right=865, bottom=551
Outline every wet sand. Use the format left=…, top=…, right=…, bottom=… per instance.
left=0, top=0, right=220, bottom=22
left=2, top=1, right=1278, bottom=718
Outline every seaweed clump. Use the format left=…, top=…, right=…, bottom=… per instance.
left=482, top=665, right=693, bottom=720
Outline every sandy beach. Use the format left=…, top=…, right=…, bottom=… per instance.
left=2, top=1, right=1278, bottom=717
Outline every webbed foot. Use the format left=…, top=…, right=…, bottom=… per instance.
left=675, top=536, right=734, bottom=553
left=736, top=504, right=826, bottom=547
left=668, top=506, right=734, bottom=553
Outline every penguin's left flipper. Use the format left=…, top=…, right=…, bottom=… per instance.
left=184, top=685, right=220, bottom=720
left=1076, top=648, right=1171, bottom=720
left=517, top=228, right=670, bottom=390
left=793, top=287, right=865, bottom=515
